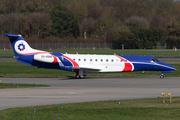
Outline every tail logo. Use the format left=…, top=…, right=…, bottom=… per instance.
left=18, top=43, right=25, bottom=51
left=15, top=40, right=47, bottom=55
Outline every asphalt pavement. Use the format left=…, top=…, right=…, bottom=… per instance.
left=0, top=77, right=180, bottom=110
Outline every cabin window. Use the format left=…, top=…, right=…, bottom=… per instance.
left=78, top=59, right=81, bottom=61
left=84, top=59, right=86, bottom=62
left=90, top=59, right=92, bottom=62
left=120, top=60, right=123, bottom=62
left=125, top=60, right=127, bottom=62
left=73, top=59, right=75, bottom=61
left=95, top=59, right=98, bottom=62
left=101, top=59, right=103, bottom=62
left=111, top=59, right=114, bottom=62
left=106, top=59, right=108, bottom=62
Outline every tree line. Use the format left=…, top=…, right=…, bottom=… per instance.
left=0, top=0, right=180, bottom=49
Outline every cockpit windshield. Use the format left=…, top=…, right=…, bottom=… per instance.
left=151, top=58, right=160, bottom=62
left=155, top=58, right=160, bottom=62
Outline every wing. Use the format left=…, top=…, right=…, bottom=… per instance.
left=64, top=66, right=100, bottom=71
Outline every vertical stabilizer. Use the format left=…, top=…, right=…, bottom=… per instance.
left=3, top=33, right=46, bottom=56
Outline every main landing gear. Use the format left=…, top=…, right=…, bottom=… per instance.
left=75, top=74, right=85, bottom=79
left=160, top=74, right=164, bottom=79
left=75, top=69, right=86, bottom=79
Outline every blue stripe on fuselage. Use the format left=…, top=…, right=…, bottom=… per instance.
left=50, top=52, right=64, bottom=57
left=120, top=55, right=154, bottom=62
left=120, top=55, right=176, bottom=71
left=62, top=56, right=73, bottom=67
left=117, top=55, right=154, bottom=71
left=49, top=53, right=73, bottom=68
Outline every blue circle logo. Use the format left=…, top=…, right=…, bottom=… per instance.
left=18, top=44, right=25, bottom=51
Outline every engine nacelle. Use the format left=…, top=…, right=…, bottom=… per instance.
left=34, top=53, right=58, bottom=63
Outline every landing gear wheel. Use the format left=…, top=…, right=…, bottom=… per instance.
left=80, top=76, right=84, bottom=79
left=160, top=74, right=164, bottom=79
left=75, top=75, right=80, bottom=79
left=75, top=75, right=85, bottom=79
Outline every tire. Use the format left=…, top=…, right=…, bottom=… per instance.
left=75, top=75, right=80, bottom=79
left=160, top=74, right=164, bottom=79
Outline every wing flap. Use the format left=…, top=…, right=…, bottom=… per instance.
left=64, top=66, right=100, bottom=71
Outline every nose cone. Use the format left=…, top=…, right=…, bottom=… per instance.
left=158, top=62, right=177, bottom=71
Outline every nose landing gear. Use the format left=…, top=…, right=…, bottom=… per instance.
left=160, top=74, right=164, bottom=79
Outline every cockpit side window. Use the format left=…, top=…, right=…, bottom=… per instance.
left=151, top=58, right=160, bottom=62
left=151, top=59, right=155, bottom=62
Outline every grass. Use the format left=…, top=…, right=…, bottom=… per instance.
left=1, top=49, right=180, bottom=57
left=0, top=97, right=180, bottom=120
left=0, top=60, right=179, bottom=77
left=0, top=60, right=73, bottom=77
left=0, top=50, right=14, bottom=57
left=0, top=83, right=49, bottom=89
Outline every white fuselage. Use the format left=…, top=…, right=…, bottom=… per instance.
left=64, top=54, right=133, bottom=72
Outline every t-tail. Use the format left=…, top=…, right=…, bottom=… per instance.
left=3, top=33, right=47, bottom=57
left=3, top=33, right=63, bottom=66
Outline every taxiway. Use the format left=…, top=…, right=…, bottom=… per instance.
left=0, top=77, right=180, bottom=110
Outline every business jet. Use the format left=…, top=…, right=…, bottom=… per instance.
left=4, top=33, right=176, bottom=79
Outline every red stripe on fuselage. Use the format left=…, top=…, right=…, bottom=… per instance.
left=123, top=63, right=133, bottom=72
left=16, top=50, right=50, bottom=55
left=52, top=55, right=58, bottom=63
left=115, top=55, right=126, bottom=62
left=115, top=55, right=133, bottom=72
left=63, top=55, right=79, bottom=67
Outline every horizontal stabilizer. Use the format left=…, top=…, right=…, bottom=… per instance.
left=3, top=33, right=21, bottom=38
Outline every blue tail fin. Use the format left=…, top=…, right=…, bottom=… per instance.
left=3, top=33, right=45, bottom=57
left=3, top=33, right=26, bottom=56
